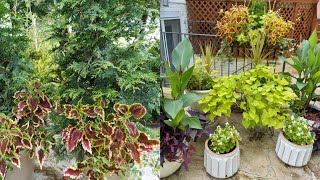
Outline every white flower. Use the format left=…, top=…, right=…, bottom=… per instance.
left=225, top=122, right=229, bottom=125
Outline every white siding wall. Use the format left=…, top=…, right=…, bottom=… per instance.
left=160, top=0, right=188, bottom=34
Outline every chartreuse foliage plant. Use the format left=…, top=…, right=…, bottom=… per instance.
left=280, top=30, right=320, bottom=114
left=162, top=38, right=202, bottom=130
left=59, top=101, right=158, bottom=179
left=200, top=65, right=297, bottom=128
left=283, top=115, right=315, bottom=146
left=199, top=75, right=240, bottom=120
left=186, top=58, right=215, bottom=90
left=0, top=114, right=32, bottom=179
left=208, top=122, right=241, bottom=154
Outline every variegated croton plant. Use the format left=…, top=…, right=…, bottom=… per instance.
left=11, top=82, right=55, bottom=170
left=60, top=101, right=159, bottom=179
left=0, top=114, right=32, bottom=179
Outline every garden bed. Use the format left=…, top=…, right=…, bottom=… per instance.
left=162, top=113, right=320, bottom=180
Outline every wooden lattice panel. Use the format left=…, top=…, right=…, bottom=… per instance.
left=187, top=0, right=318, bottom=50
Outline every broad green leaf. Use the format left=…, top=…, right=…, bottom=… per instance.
left=181, top=93, right=201, bottom=107
left=312, top=70, right=320, bottom=80
left=308, top=30, right=317, bottom=48
left=171, top=109, right=186, bottom=128
left=163, top=99, right=183, bottom=119
left=180, top=65, right=195, bottom=93
left=296, top=81, right=307, bottom=90
left=164, top=61, right=180, bottom=99
left=164, top=120, right=177, bottom=129
left=181, top=116, right=202, bottom=129
left=171, top=38, right=193, bottom=72
left=301, top=40, right=310, bottom=61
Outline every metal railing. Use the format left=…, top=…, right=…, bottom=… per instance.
left=161, top=31, right=286, bottom=78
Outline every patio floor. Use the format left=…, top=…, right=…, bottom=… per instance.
left=162, top=113, right=320, bottom=180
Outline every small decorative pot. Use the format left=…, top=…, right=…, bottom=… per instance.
left=159, top=159, right=183, bottom=178
left=275, top=131, right=313, bottom=167
left=187, top=90, right=210, bottom=113
left=204, top=140, right=240, bottom=178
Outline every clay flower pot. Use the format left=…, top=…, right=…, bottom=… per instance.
left=275, top=131, right=313, bottom=167
left=204, top=140, right=240, bottom=178
left=159, top=159, right=183, bottom=178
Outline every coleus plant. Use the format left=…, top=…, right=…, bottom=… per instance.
left=59, top=101, right=159, bottom=179
left=0, top=114, right=32, bottom=179
left=11, top=82, right=55, bottom=170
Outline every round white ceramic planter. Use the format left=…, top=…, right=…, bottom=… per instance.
left=187, top=90, right=210, bottom=113
left=275, top=131, right=313, bottom=167
left=5, top=151, right=34, bottom=180
left=204, top=140, right=240, bottom=179
left=159, top=159, right=183, bottom=178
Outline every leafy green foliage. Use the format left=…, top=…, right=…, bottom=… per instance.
left=186, top=58, right=215, bottom=90
left=200, top=65, right=297, bottom=129
left=208, top=122, right=241, bottom=154
left=283, top=115, right=315, bottom=145
left=199, top=75, right=240, bottom=120
left=280, top=30, right=320, bottom=114
left=162, top=38, right=201, bottom=130
left=49, top=0, right=160, bottom=121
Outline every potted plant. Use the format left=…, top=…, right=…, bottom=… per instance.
left=58, top=100, right=159, bottom=179
left=0, top=114, right=32, bottom=179
left=4, top=82, right=55, bottom=180
left=275, top=115, right=315, bottom=166
left=160, top=38, right=204, bottom=178
left=199, top=65, right=297, bottom=129
left=204, top=122, right=241, bottom=178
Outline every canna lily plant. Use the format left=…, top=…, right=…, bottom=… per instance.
left=59, top=100, right=159, bottom=179
left=11, top=82, right=55, bottom=170
left=0, top=114, right=32, bottom=179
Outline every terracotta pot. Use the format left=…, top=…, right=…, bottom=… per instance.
left=186, top=90, right=210, bottom=113
left=204, top=140, right=240, bottom=178
left=275, top=131, right=313, bottom=167
left=5, top=151, right=34, bottom=180
left=159, top=159, right=183, bottom=178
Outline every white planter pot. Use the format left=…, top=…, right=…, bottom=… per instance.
left=187, top=90, right=210, bottom=113
left=159, top=159, right=182, bottom=178
left=204, top=140, right=240, bottom=178
left=5, top=151, right=34, bottom=180
left=275, top=131, right=313, bottom=167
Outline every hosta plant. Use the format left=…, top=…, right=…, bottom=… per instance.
left=283, top=115, right=315, bottom=146
left=0, top=114, right=32, bottom=179
left=60, top=101, right=159, bottom=179
left=11, top=82, right=55, bottom=169
left=208, top=122, right=241, bottom=154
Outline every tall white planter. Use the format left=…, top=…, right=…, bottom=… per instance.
left=275, top=131, right=313, bottom=167
left=187, top=90, right=210, bottom=113
left=204, top=140, right=240, bottom=178
left=5, top=151, right=34, bottom=180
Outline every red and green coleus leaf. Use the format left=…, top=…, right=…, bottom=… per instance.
left=0, top=139, right=8, bottom=155
left=35, top=108, right=45, bottom=121
left=22, top=138, right=33, bottom=150
left=94, top=107, right=104, bottom=118
left=13, top=91, right=27, bottom=99
left=64, top=166, right=82, bottom=179
left=37, top=148, right=45, bottom=169
left=66, top=128, right=83, bottom=152
left=27, top=98, right=39, bottom=112
left=82, top=106, right=96, bottom=118
left=68, top=109, right=80, bottom=119
left=127, top=143, right=141, bottom=163
left=114, top=103, right=129, bottom=116
left=17, top=101, right=27, bottom=112
left=63, top=104, right=72, bottom=116
left=0, top=160, right=6, bottom=178
left=138, top=132, right=159, bottom=148
left=100, top=122, right=113, bottom=136
left=129, top=103, right=146, bottom=120
left=125, top=121, right=139, bottom=138
left=12, top=156, right=21, bottom=168
left=81, top=135, right=92, bottom=154
left=84, top=124, right=96, bottom=139
left=39, top=96, right=52, bottom=113
left=62, top=126, right=71, bottom=142
left=106, top=113, right=116, bottom=121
